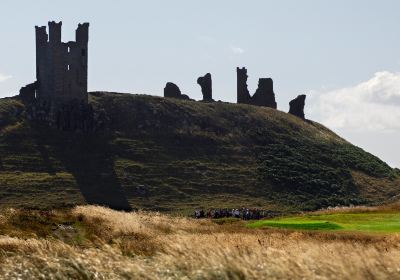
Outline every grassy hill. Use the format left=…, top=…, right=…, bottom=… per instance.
left=0, top=92, right=399, bottom=213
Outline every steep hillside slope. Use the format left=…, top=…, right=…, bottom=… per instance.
left=0, top=92, right=399, bottom=213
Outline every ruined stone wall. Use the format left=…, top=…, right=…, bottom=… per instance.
left=35, top=21, right=89, bottom=105
left=19, top=82, right=37, bottom=104
left=237, top=67, right=251, bottom=103
left=289, top=95, right=306, bottom=119
left=164, top=82, right=190, bottom=100
left=252, top=78, right=277, bottom=109
left=236, top=67, right=277, bottom=108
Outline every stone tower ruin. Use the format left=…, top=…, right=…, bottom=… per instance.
left=20, top=21, right=96, bottom=131
left=35, top=21, right=89, bottom=104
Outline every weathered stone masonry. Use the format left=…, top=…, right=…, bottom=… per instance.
left=289, top=95, right=306, bottom=119
left=164, top=82, right=190, bottom=100
left=197, top=73, right=213, bottom=102
left=19, top=21, right=308, bottom=129
left=35, top=21, right=89, bottom=104
left=19, top=22, right=98, bottom=130
left=236, top=67, right=277, bottom=108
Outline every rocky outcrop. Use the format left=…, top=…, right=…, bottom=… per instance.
left=197, top=73, right=213, bottom=102
left=236, top=67, right=277, bottom=108
left=289, top=95, right=306, bottom=119
left=164, top=82, right=190, bottom=100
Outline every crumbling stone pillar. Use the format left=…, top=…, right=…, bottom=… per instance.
left=237, top=67, right=251, bottom=104
left=289, top=95, right=306, bottom=119
left=197, top=73, right=213, bottom=102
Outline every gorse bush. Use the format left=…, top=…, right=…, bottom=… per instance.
left=255, top=127, right=395, bottom=210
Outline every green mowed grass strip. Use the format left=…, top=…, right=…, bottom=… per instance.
left=248, top=212, right=400, bottom=233
left=248, top=220, right=342, bottom=230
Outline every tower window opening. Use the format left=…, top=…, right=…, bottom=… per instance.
left=68, top=47, right=71, bottom=53
left=67, top=64, right=70, bottom=71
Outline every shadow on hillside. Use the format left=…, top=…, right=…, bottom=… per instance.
left=35, top=141, right=57, bottom=175
left=34, top=129, right=132, bottom=211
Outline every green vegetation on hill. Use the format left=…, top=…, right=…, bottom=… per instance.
left=255, top=127, right=397, bottom=210
left=0, top=92, right=399, bottom=212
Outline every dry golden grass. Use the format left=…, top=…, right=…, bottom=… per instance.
left=0, top=206, right=400, bottom=279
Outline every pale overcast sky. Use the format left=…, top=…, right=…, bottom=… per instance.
left=0, top=0, right=399, bottom=167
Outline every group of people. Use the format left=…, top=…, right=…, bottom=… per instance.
left=194, top=208, right=275, bottom=220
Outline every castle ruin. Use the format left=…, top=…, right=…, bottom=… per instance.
left=19, top=21, right=96, bottom=130
left=21, top=21, right=89, bottom=104
left=197, top=73, right=213, bottom=102
left=289, top=95, right=306, bottom=119
left=164, top=82, right=190, bottom=100
left=236, top=67, right=277, bottom=108
left=18, top=21, right=308, bottom=129
left=35, top=21, right=89, bottom=104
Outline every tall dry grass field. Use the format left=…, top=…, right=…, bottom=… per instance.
left=0, top=206, right=399, bottom=279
